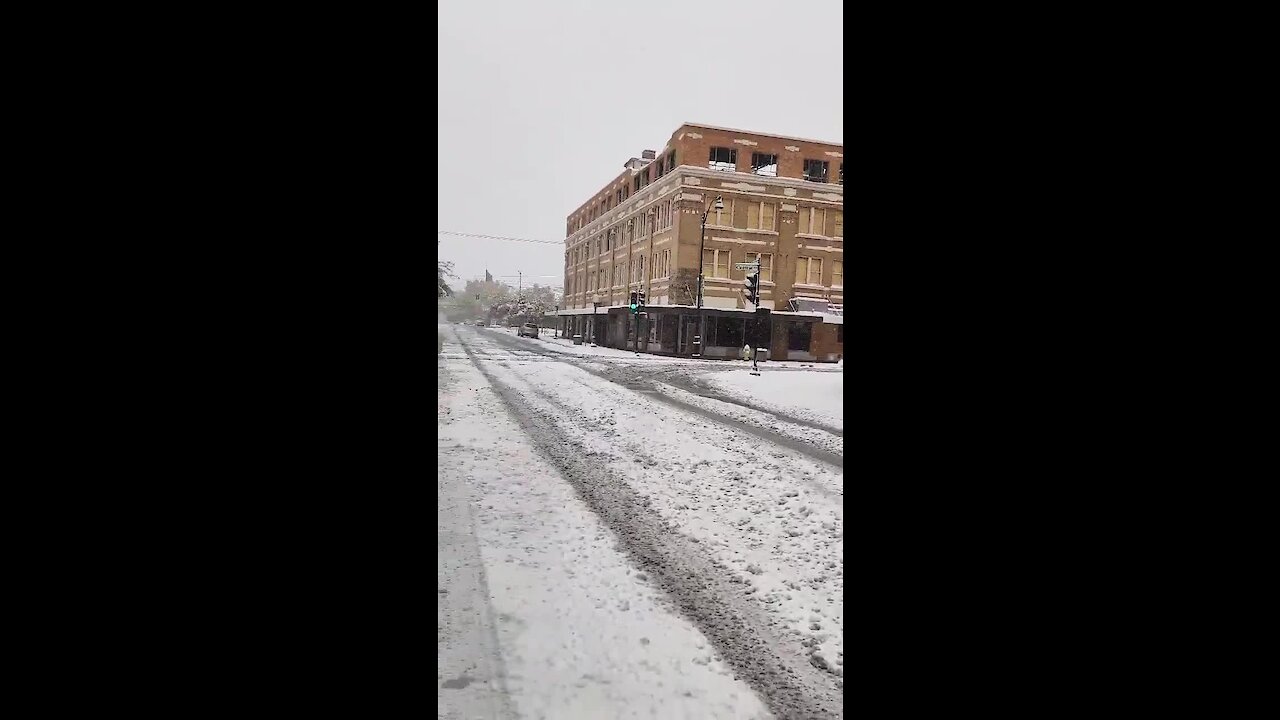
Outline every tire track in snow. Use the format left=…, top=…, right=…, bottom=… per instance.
left=458, top=334, right=843, bottom=720
left=476, top=328, right=843, bottom=467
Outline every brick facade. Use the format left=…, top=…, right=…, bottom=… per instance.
left=561, top=123, right=844, bottom=361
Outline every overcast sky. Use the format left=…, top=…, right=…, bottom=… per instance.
left=437, top=0, right=843, bottom=296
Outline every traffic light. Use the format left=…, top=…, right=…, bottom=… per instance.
left=637, top=291, right=646, bottom=309
left=745, top=273, right=760, bottom=306
left=629, top=291, right=638, bottom=314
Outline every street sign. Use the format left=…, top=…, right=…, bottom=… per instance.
left=734, top=262, right=761, bottom=275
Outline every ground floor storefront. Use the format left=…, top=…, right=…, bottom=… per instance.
left=553, top=306, right=843, bottom=362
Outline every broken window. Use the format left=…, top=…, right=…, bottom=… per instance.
left=751, top=153, right=778, bottom=177
left=803, top=159, right=829, bottom=183
left=708, top=147, right=737, bottom=172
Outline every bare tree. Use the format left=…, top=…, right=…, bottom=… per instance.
left=438, top=260, right=456, bottom=299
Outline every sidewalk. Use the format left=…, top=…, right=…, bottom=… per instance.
left=482, top=326, right=842, bottom=371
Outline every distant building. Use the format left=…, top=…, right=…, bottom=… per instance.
left=556, top=122, right=843, bottom=362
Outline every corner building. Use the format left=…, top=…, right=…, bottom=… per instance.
left=558, top=122, right=844, bottom=362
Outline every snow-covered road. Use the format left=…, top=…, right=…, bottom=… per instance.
left=438, top=323, right=843, bottom=719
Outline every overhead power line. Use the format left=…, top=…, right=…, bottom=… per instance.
left=437, top=230, right=562, bottom=245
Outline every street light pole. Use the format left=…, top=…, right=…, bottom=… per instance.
left=637, top=208, right=655, bottom=355
left=694, top=195, right=724, bottom=358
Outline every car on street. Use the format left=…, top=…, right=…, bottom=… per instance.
left=517, top=323, right=540, bottom=338
left=474, top=319, right=486, bottom=327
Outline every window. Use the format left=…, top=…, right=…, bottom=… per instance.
left=667, top=150, right=676, bottom=171
left=702, top=249, right=731, bottom=278
left=837, top=325, right=844, bottom=343
left=708, top=147, right=737, bottom=172
left=634, top=175, right=641, bottom=192
left=656, top=159, right=665, bottom=177
left=651, top=251, right=666, bottom=280
left=745, top=201, right=777, bottom=231
left=798, top=207, right=829, bottom=236
left=617, top=188, right=623, bottom=204
left=803, top=159, right=829, bottom=183
left=709, top=200, right=732, bottom=227
left=832, top=211, right=843, bottom=238
left=832, top=260, right=843, bottom=288
left=823, top=211, right=839, bottom=237
left=751, top=153, right=778, bottom=176
left=624, top=186, right=629, bottom=199
left=713, top=317, right=745, bottom=347
left=654, top=201, right=673, bottom=232
left=787, top=322, right=813, bottom=352
left=795, top=256, right=822, bottom=285
left=749, top=253, right=773, bottom=283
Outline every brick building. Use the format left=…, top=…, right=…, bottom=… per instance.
left=555, top=122, right=844, bottom=362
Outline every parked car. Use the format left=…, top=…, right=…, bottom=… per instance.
left=517, top=323, right=540, bottom=338
left=474, top=319, right=486, bottom=327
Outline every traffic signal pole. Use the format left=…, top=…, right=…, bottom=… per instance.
left=629, top=290, right=646, bottom=354
left=734, top=259, right=765, bottom=374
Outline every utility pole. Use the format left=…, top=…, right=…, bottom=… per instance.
left=695, top=196, right=724, bottom=358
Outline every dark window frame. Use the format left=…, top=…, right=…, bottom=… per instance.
left=713, top=316, right=745, bottom=348
left=751, top=152, right=778, bottom=176
left=788, top=321, right=813, bottom=352
left=803, top=159, right=829, bottom=183
left=708, top=146, right=737, bottom=170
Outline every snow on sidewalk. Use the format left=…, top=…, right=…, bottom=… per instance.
left=439, top=340, right=770, bottom=720
left=475, top=324, right=840, bottom=371
left=651, top=382, right=843, bottom=458
left=703, top=370, right=844, bottom=431
left=477, top=348, right=845, bottom=677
